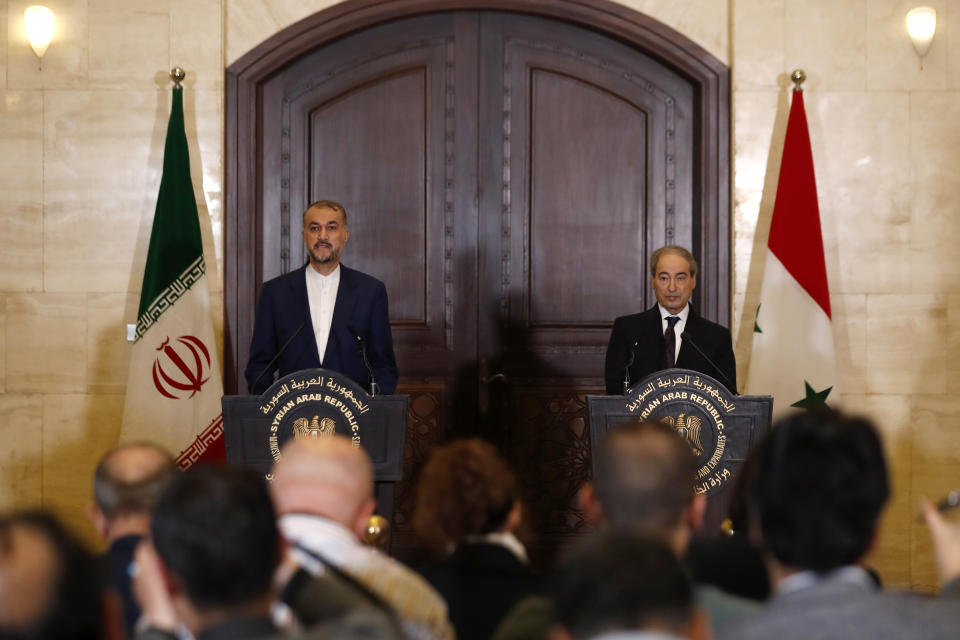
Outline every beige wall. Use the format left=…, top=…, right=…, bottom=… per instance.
left=1, top=0, right=958, bottom=591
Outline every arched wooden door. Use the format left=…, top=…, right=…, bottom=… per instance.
left=226, top=1, right=729, bottom=563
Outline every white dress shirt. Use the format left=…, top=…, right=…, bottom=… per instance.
left=305, top=264, right=340, bottom=364
left=658, top=303, right=690, bottom=364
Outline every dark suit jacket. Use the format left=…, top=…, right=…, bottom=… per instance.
left=245, top=264, right=398, bottom=395
left=604, top=304, right=737, bottom=394
left=419, top=542, right=540, bottom=640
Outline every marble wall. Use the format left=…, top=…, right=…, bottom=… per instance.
left=1, top=0, right=958, bottom=591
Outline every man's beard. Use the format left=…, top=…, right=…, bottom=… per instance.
left=308, top=243, right=339, bottom=264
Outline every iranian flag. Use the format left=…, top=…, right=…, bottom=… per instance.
left=745, top=87, right=835, bottom=417
left=120, top=86, right=224, bottom=467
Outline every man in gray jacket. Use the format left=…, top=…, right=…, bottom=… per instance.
left=721, top=409, right=960, bottom=640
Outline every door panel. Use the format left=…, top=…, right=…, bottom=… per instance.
left=476, top=13, right=698, bottom=555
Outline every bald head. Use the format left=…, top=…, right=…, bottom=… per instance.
left=93, top=443, right=176, bottom=521
left=271, top=437, right=374, bottom=528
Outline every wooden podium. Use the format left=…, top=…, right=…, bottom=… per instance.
left=587, top=368, right=772, bottom=533
left=221, top=369, right=408, bottom=525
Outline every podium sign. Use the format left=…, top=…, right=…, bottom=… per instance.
left=222, top=369, right=408, bottom=522
left=587, top=369, right=772, bottom=531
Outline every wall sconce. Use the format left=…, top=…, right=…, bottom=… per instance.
left=906, top=6, right=936, bottom=61
left=24, top=5, right=55, bottom=59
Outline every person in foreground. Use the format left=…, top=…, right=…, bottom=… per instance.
left=719, top=409, right=960, bottom=640
left=494, top=420, right=756, bottom=640
left=414, top=439, right=539, bottom=640
left=90, top=442, right=176, bottom=639
left=604, top=245, right=736, bottom=394
left=548, top=531, right=707, bottom=640
left=270, top=436, right=454, bottom=640
left=0, top=511, right=110, bottom=639
left=245, top=199, right=398, bottom=395
left=133, top=465, right=289, bottom=640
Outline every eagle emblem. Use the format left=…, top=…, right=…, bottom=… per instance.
left=661, top=413, right=704, bottom=457
left=292, top=415, right=337, bottom=440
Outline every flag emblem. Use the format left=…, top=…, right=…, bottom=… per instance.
left=152, top=335, right=213, bottom=400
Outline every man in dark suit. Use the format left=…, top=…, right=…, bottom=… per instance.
left=245, top=200, right=398, bottom=395
left=604, top=245, right=736, bottom=394
left=89, top=443, right=176, bottom=640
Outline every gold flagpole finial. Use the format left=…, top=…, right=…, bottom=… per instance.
left=169, top=67, right=185, bottom=89
left=790, top=69, right=806, bottom=91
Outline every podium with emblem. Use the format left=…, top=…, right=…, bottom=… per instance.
left=221, top=369, right=408, bottom=527
left=587, top=369, right=772, bottom=533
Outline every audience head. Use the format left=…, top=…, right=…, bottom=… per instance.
left=270, top=436, right=375, bottom=538
left=587, top=419, right=701, bottom=546
left=150, top=464, right=280, bottom=612
left=0, top=511, right=105, bottom=640
left=91, top=442, right=176, bottom=540
left=550, top=531, right=697, bottom=640
left=413, top=438, right=520, bottom=555
left=750, top=409, right=890, bottom=573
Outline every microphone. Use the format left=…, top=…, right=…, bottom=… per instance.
left=680, top=331, right=736, bottom=393
left=348, top=324, right=378, bottom=396
left=249, top=319, right=306, bottom=395
left=622, top=341, right=638, bottom=396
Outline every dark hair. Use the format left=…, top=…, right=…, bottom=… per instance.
left=649, top=245, right=698, bottom=277
left=303, top=200, right=348, bottom=226
left=750, top=409, right=890, bottom=572
left=594, top=419, right=696, bottom=533
left=93, top=443, right=176, bottom=519
left=0, top=511, right=105, bottom=640
left=551, top=531, right=693, bottom=639
left=150, top=465, right=280, bottom=610
left=413, top=439, right=518, bottom=554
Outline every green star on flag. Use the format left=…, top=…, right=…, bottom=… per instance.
left=790, top=381, right=832, bottom=409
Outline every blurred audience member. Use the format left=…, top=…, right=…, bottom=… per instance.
left=921, top=496, right=960, bottom=596
left=495, top=420, right=756, bottom=640
left=271, top=436, right=453, bottom=640
left=134, top=465, right=288, bottom=640
left=90, top=443, right=176, bottom=638
left=414, top=439, right=538, bottom=640
left=0, top=511, right=109, bottom=640
left=548, top=531, right=706, bottom=640
left=721, top=409, right=960, bottom=640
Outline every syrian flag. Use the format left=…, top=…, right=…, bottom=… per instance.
left=745, top=87, right=835, bottom=418
left=120, top=85, right=225, bottom=467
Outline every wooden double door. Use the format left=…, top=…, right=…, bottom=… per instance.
left=227, top=6, right=728, bottom=562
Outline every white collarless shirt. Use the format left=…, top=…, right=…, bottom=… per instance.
left=305, top=264, right=340, bottom=364
left=658, top=303, right=690, bottom=364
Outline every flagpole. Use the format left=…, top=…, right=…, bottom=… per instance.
left=170, top=66, right=185, bottom=89
left=790, top=68, right=806, bottom=91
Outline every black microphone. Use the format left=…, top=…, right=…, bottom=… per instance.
left=249, top=319, right=307, bottom=395
left=622, top=341, right=638, bottom=396
left=348, top=324, right=378, bottom=396
left=680, top=331, right=736, bottom=394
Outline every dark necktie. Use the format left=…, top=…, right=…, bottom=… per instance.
left=664, top=316, right=681, bottom=368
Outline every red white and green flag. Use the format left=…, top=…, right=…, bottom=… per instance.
left=120, top=86, right=224, bottom=467
left=745, top=87, right=835, bottom=418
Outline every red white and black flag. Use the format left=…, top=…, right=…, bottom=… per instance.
left=120, top=85, right=224, bottom=466
left=745, top=85, right=836, bottom=418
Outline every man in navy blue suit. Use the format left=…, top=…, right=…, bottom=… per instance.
left=245, top=200, right=398, bottom=395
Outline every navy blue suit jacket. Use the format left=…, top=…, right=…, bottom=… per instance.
left=604, top=304, right=737, bottom=395
left=245, top=263, right=398, bottom=395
